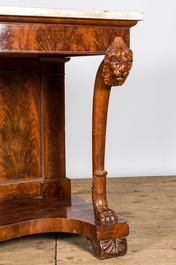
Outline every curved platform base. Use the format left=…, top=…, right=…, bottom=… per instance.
left=0, top=194, right=129, bottom=259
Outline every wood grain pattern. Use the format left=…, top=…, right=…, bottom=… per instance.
left=0, top=24, right=130, bottom=54
left=92, top=61, right=116, bottom=225
left=0, top=176, right=175, bottom=264
left=92, top=37, right=133, bottom=225
left=0, top=15, right=137, bottom=27
left=0, top=180, right=40, bottom=202
left=42, top=63, right=66, bottom=180
left=0, top=58, right=69, bottom=200
left=0, top=14, right=141, bottom=259
left=0, top=73, right=40, bottom=182
left=42, top=178, right=71, bottom=197
left=0, top=194, right=129, bottom=255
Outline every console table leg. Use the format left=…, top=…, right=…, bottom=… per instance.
left=92, top=37, right=133, bottom=225
left=92, top=60, right=118, bottom=225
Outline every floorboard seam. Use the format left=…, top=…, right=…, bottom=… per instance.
left=55, top=233, right=57, bottom=265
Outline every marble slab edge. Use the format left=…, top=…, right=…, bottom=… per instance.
left=0, top=6, right=144, bottom=21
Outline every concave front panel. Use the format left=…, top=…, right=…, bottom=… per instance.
left=0, top=73, right=40, bottom=182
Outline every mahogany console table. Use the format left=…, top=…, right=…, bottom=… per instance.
left=0, top=6, right=143, bottom=259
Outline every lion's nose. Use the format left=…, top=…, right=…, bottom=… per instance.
left=118, top=62, right=128, bottom=73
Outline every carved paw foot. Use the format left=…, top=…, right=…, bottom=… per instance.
left=96, top=206, right=118, bottom=225
left=90, top=237, right=127, bottom=259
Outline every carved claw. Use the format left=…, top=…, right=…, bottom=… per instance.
left=97, top=206, right=118, bottom=225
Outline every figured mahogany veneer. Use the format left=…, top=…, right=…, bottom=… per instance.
left=0, top=23, right=131, bottom=55
left=0, top=194, right=128, bottom=242
left=0, top=72, right=40, bottom=182
left=0, top=194, right=128, bottom=259
left=0, top=9, right=142, bottom=259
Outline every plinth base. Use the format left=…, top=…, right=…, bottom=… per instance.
left=0, top=194, right=129, bottom=259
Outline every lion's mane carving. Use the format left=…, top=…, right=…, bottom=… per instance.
left=103, top=37, right=133, bottom=87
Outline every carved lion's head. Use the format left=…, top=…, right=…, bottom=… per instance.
left=103, top=38, right=133, bottom=87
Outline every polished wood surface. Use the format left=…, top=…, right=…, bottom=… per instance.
left=42, top=178, right=71, bottom=197
left=0, top=193, right=128, bottom=259
left=0, top=194, right=128, bottom=240
left=0, top=23, right=130, bottom=55
left=0, top=57, right=70, bottom=202
left=0, top=15, right=138, bottom=26
left=42, top=62, right=66, bottom=180
left=92, top=37, right=133, bottom=226
left=0, top=72, right=40, bottom=182
left=0, top=176, right=175, bottom=264
left=0, top=14, right=137, bottom=56
left=0, top=180, right=40, bottom=202
left=0, top=11, right=141, bottom=259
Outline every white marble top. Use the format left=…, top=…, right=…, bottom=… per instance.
left=0, top=6, right=144, bottom=21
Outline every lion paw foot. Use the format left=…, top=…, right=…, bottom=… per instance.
left=97, top=206, right=118, bottom=225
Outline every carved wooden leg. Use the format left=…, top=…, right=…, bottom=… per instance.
left=92, top=60, right=118, bottom=225
left=90, top=237, right=127, bottom=259
left=92, top=37, right=133, bottom=225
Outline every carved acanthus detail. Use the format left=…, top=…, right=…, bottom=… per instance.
left=100, top=237, right=127, bottom=255
left=90, top=237, right=127, bottom=259
left=103, top=37, right=133, bottom=87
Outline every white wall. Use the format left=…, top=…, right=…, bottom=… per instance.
left=1, top=0, right=176, bottom=178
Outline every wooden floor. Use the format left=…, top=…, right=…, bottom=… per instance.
left=0, top=176, right=175, bottom=265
